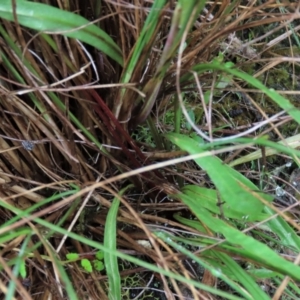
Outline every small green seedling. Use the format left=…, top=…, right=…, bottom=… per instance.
left=81, top=259, right=93, bottom=273
left=66, top=250, right=105, bottom=273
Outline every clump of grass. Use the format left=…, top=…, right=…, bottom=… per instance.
left=1, top=1, right=300, bottom=299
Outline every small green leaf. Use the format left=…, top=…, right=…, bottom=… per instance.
left=81, top=259, right=93, bottom=273
left=224, top=62, right=235, bottom=68
left=203, top=91, right=211, bottom=105
left=19, top=260, right=26, bottom=279
left=185, top=109, right=195, bottom=130
left=93, top=260, right=105, bottom=271
left=66, top=253, right=79, bottom=261
left=95, top=251, right=104, bottom=260
left=212, top=52, right=224, bottom=63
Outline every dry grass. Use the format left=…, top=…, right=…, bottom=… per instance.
left=1, top=0, right=300, bottom=299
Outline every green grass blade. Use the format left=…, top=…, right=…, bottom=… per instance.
left=6, top=234, right=31, bottom=300
left=166, top=133, right=300, bottom=280
left=45, top=247, right=79, bottom=300
left=0, top=228, right=31, bottom=247
left=104, top=185, right=133, bottom=300
left=234, top=137, right=300, bottom=159
left=0, top=188, right=79, bottom=228
left=0, top=201, right=244, bottom=300
left=214, top=252, right=269, bottom=300
left=174, top=212, right=300, bottom=267
left=104, top=198, right=121, bottom=300
left=177, top=190, right=300, bottom=280
left=134, top=0, right=207, bottom=124
left=181, top=185, right=270, bottom=221
left=263, top=206, right=300, bottom=250
left=229, top=134, right=300, bottom=167
left=0, top=0, right=123, bottom=65
left=181, top=61, right=300, bottom=124
left=167, top=133, right=268, bottom=218
left=155, top=231, right=265, bottom=300
left=120, top=0, right=167, bottom=84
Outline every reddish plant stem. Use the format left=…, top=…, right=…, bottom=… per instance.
left=85, top=89, right=164, bottom=181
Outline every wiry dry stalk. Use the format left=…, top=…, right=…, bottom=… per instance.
left=0, top=0, right=300, bottom=299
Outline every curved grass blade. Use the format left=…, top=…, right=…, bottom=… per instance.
left=166, top=133, right=268, bottom=217
left=6, top=234, right=31, bottom=300
left=104, top=184, right=133, bottom=300
left=181, top=61, right=300, bottom=124
left=155, top=231, right=269, bottom=300
left=181, top=185, right=270, bottom=221
left=229, top=133, right=300, bottom=167
left=177, top=190, right=300, bottom=280
left=0, top=0, right=123, bottom=66
left=133, top=0, right=207, bottom=125
left=166, top=133, right=300, bottom=280
left=0, top=204, right=245, bottom=300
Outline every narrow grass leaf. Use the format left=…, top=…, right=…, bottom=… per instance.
left=0, top=189, right=78, bottom=228
left=104, top=197, right=121, bottom=300
left=229, top=134, right=300, bottom=167
left=0, top=228, right=31, bottom=247
left=167, top=133, right=269, bottom=217
left=47, top=249, right=79, bottom=300
left=133, top=0, right=207, bottom=124
left=182, top=61, right=300, bottom=124
left=6, top=234, right=31, bottom=300
left=0, top=0, right=123, bottom=65
left=104, top=185, right=133, bottom=300
left=155, top=231, right=258, bottom=299
left=120, top=0, right=167, bottom=84
left=19, top=260, right=26, bottom=279
left=213, top=252, right=269, bottom=300
left=181, top=185, right=269, bottom=221
left=178, top=191, right=300, bottom=280
left=263, top=206, right=300, bottom=250
left=0, top=203, right=244, bottom=300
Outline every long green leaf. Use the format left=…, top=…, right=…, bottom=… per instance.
left=178, top=191, right=300, bottom=280
left=167, top=133, right=270, bottom=217
left=181, top=185, right=269, bottom=221
left=181, top=61, right=300, bottom=124
left=0, top=200, right=244, bottom=300
left=104, top=185, right=133, bottom=300
left=6, top=234, right=31, bottom=300
left=155, top=231, right=258, bottom=300
left=167, top=133, right=300, bottom=280
left=229, top=134, right=300, bottom=167
left=0, top=0, right=123, bottom=66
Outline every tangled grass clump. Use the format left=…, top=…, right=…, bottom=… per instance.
left=1, top=1, right=300, bottom=299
